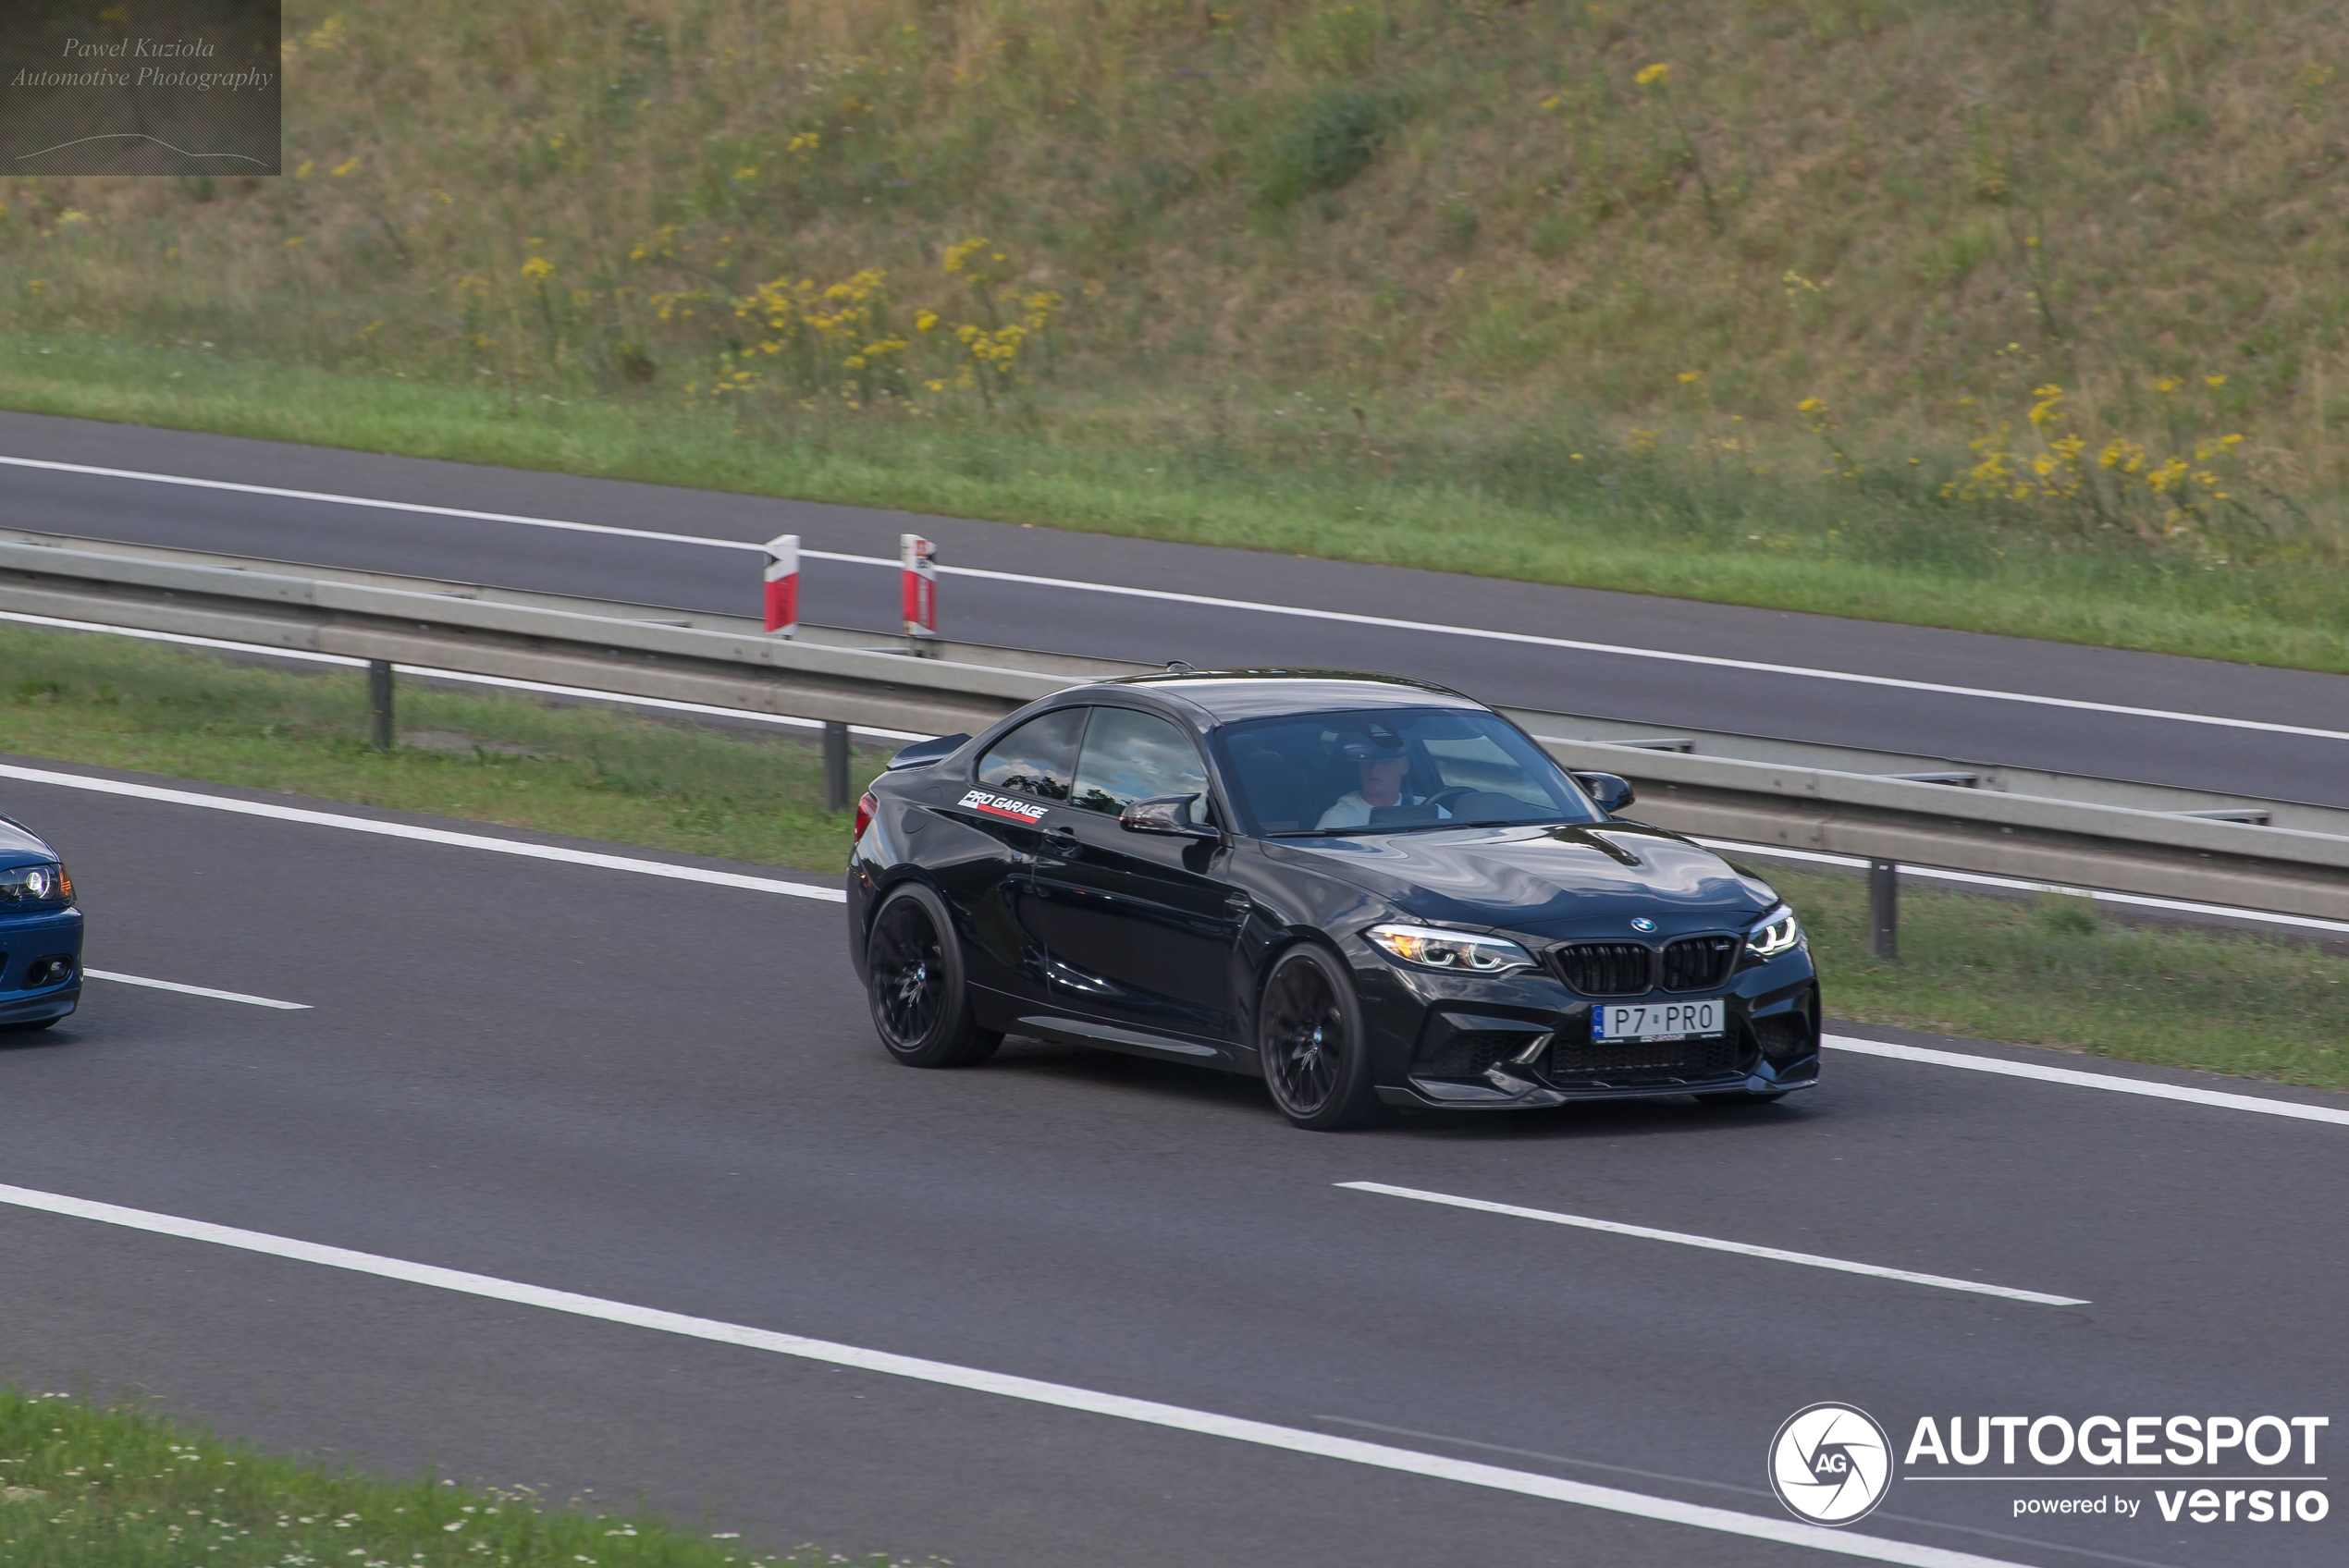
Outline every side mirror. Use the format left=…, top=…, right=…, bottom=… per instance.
left=1119, top=793, right=1219, bottom=839
left=1572, top=771, right=1637, bottom=815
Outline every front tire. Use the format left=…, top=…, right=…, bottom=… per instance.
left=866, top=884, right=1001, bottom=1069
left=1258, top=944, right=1380, bottom=1131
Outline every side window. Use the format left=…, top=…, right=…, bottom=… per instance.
left=975, top=707, right=1088, bottom=802
left=1069, top=707, right=1211, bottom=817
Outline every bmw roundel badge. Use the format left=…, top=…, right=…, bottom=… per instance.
left=1630, top=917, right=1657, bottom=933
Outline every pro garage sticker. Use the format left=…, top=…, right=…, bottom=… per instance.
left=958, top=790, right=1050, bottom=824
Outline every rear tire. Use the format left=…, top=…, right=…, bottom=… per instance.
left=1257, top=944, right=1381, bottom=1131
left=866, top=884, right=1001, bottom=1069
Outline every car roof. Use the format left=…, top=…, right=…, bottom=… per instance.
left=1091, top=668, right=1483, bottom=724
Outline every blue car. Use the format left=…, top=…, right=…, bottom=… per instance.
left=0, top=815, right=81, bottom=1032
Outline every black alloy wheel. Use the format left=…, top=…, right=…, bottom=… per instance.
left=866, top=884, right=1001, bottom=1068
left=1258, top=944, right=1379, bottom=1131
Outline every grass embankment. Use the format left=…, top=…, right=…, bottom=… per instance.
left=6, top=3, right=2349, bottom=668
left=7, top=624, right=2347, bottom=1089
left=1779, top=868, right=2349, bottom=1091
left=0, top=1388, right=877, bottom=1568
left=0, top=626, right=880, bottom=877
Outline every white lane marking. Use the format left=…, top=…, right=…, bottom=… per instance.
left=0, top=1181, right=2027, bottom=1568
left=1824, top=1034, right=2349, bottom=1128
left=0, top=455, right=771, bottom=554
left=8, top=455, right=2344, bottom=744
left=0, top=610, right=926, bottom=741
left=82, top=970, right=309, bottom=1010
left=1338, top=1182, right=2086, bottom=1307
left=0, top=764, right=847, bottom=903
left=1692, top=834, right=2349, bottom=937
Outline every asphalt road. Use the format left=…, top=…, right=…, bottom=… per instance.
left=6, top=410, right=2349, bottom=805
left=2, top=760, right=2342, bottom=1568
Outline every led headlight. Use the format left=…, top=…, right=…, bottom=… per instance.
left=0, top=863, right=69, bottom=905
left=1366, top=923, right=1536, bottom=975
left=1745, top=904, right=1803, bottom=960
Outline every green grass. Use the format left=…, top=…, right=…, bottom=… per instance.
left=8, top=623, right=2349, bottom=1090
left=9, top=335, right=2349, bottom=677
left=8, top=1, right=2349, bottom=673
left=1780, top=868, right=2349, bottom=1091
left=0, top=1387, right=892, bottom=1568
left=0, top=626, right=879, bottom=878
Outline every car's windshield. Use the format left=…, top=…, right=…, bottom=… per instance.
left=1213, top=706, right=1600, bottom=837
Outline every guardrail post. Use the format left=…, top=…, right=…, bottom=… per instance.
left=1868, top=859, right=1899, bottom=960
left=366, top=659, right=396, bottom=751
left=823, top=720, right=850, bottom=813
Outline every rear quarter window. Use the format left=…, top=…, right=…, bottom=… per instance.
left=974, top=707, right=1088, bottom=802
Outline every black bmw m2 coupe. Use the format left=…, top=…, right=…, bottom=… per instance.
left=846, top=670, right=1819, bottom=1130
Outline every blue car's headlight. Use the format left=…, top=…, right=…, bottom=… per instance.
left=1366, top=923, right=1536, bottom=975
left=1745, top=905, right=1803, bottom=960
left=0, top=863, right=71, bottom=907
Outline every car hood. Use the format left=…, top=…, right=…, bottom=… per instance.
left=0, top=815, right=57, bottom=865
left=1271, top=821, right=1777, bottom=938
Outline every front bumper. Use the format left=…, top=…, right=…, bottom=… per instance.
left=1353, top=939, right=1820, bottom=1109
left=0, top=906, right=83, bottom=1029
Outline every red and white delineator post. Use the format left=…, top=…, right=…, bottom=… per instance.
left=762, top=533, right=800, bottom=637
left=901, top=533, right=939, bottom=650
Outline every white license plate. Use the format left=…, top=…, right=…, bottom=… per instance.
left=1593, top=999, right=1724, bottom=1042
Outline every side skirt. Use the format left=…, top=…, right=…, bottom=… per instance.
left=1015, top=1012, right=1256, bottom=1074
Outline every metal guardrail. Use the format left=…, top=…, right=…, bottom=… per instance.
left=0, top=529, right=1114, bottom=737
left=5, top=527, right=2346, bottom=922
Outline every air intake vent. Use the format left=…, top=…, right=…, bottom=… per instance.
left=1753, top=1011, right=1812, bottom=1065
left=1548, top=1035, right=1741, bottom=1085
left=1413, top=1031, right=1525, bottom=1079
left=1660, top=936, right=1738, bottom=992
left=1552, top=942, right=1653, bottom=997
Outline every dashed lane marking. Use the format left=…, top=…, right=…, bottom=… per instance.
left=1338, top=1182, right=2087, bottom=1307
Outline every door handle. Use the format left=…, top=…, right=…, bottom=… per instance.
left=1041, top=826, right=1079, bottom=851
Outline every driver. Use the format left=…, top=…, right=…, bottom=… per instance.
left=1316, top=735, right=1452, bottom=829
